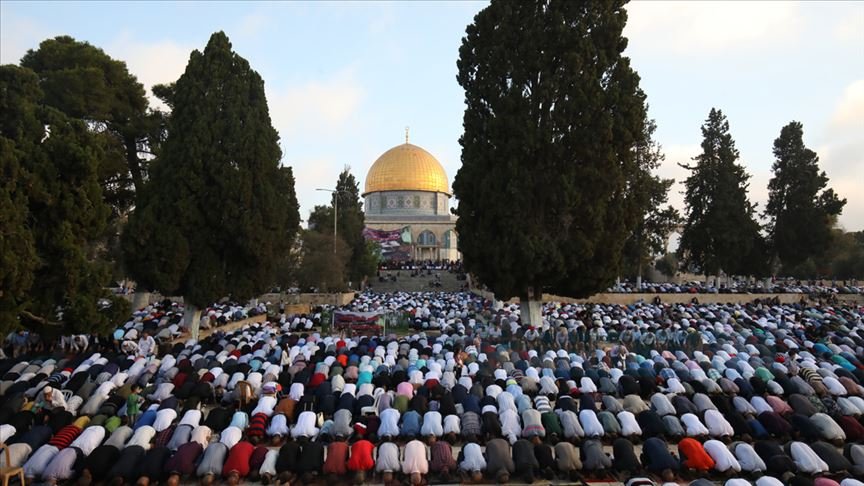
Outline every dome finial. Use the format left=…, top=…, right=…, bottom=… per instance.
left=405, top=126, right=409, bottom=144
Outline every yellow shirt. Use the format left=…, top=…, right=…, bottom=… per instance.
left=73, top=416, right=91, bottom=429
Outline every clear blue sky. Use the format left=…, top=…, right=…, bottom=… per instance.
left=2, top=1, right=862, bottom=230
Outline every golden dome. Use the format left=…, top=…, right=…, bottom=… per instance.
left=363, top=142, right=450, bottom=196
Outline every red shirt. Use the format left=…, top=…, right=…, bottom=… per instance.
left=48, top=425, right=82, bottom=450
left=678, top=438, right=715, bottom=471
left=323, top=441, right=349, bottom=475
left=308, top=372, right=327, bottom=388
left=348, top=440, right=375, bottom=471
left=222, top=441, right=255, bottom=477
left=172, top=372, right=188, bottom=388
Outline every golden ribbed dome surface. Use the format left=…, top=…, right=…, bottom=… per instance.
left=364, top=143, right=450, bottom=196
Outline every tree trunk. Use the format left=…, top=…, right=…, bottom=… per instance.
left=520, top=287, right=543, bottom=327
left=520, top=299, right=542, bottom=327
left=125, top=136, right=144, bottom=193
left=132, top=292, right=150, bottom=310
left=636, top=260, right=643, bottom=290
left=184, top=303, right=202, bottom=341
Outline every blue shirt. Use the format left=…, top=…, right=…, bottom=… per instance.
left=135, top=409, right=157, bottom=429
left=229, top=411, right=249, bottom=429
left=400, top=410, right=422, bottom=437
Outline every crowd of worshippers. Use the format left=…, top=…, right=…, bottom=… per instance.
left=607, top=280, right=861, bottom=295
left=1, top=300, right=275, bottom=361
left=0, top=293, right=864, bottom=486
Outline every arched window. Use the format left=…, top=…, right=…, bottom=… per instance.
left=443, top=230, right=456, bottom=249
left=417, top=230, right=437, bottom=246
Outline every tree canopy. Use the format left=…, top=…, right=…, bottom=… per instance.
left=621, top=118, right=682, bottom=281
left=20, top=36, right=163, bottom=216
left=678, top=108, right=764, bottom=277
left=453, top=0, right=647, bottom=302
left=0, top=65, right=128, bottom=335
left=308, top=168, right=378, bottom=287
left=765, top=121, right=846, bottom=272
left=122, top=31, right=299, bottom=308
left=296, top=230, right=351, bottom=292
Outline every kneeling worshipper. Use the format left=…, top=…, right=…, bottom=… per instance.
left=402, top=439, right=429, bottom=486
left=484, top=438, right=515, bottom=484
left=347, top=439, right=376, bottom=483
left=196, top=442, right=229, bottom=486
left=41, top=424, right=105, bottom=483
left=458, top=442, right=486, bottom=482
left=222, top=440, right=255, bottom=485
left=375, top=441, right=402, bottom=483
left=163, top=441, right=204, bottom=485
left=641, top=437, right=680, bottom=482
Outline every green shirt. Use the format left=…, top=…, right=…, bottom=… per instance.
left=126, top=393, right=141, bottom=416
left=393, top=395, right=409, bottom=414
left=105, top=416, right=122, bottom=433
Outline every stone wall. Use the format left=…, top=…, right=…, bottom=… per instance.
left=125, top=291, right=356, bottom=309
left=470, top=289, right=838, bottom=306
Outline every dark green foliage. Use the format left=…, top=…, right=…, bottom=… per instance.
left=20, top=36, right=163, bottom=213
left=765, top=121, right=846, bottom=272
left=122, top=32, right=299, bottom=308
left=296, top=230, right=351, bottom=292
left=307, top=204, right=333, bottom=234
left=0, top=134, right=38, bottom=330
left=825, top=230, right=864, bottom=279
left=678, top=108, right=763, bottom=276
left=621, top=118, right=682, bottom=279
left=20, top=37, right=166, bottom=281
left=654, top=253, right=679, bottom=278
left=357, top=240, right=383, bottom=284
left=453, top=0, right=647, bottom=300
left=784, top=229, right=864, bottom=279
left=308, top=169, right=379, bottom=286
left=334, top=169, right=372, bottom=283
left=0, top=65, right=121, bottom=334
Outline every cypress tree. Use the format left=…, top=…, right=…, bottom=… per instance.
left=765, top=121, right=845, bottom=272
left=621, top=118, right=682, bottom=286
left=453, top=0, right=647, bottom=323
left=122, top=32, right=299, bottom=335
left=678, top=108, right=763, bottom=278
left=308, top=168, right=378, bottom=287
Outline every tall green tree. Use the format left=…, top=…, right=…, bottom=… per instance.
left=296, top=230, right=351, bottom=292
left=20, top=37, right=166, bottom=280
left=621, top=118, right=682, bottom=285
left=20, top=36, right=163, bottom=215
left=678, top=108, right=763, bottom=277
left=308, top=168, right=379, bottom=287
left=122, top=32, right=299, bottom=336
left=765, top=121, right=846, bottom=271
left=453, top=0, right=647, bottom=324
left=0, top=65, right=128, bottom=335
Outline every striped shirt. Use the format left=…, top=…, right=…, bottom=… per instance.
left=801, top=368, right=823, bottom=386
left=430, top=440, right=456, bottom=472
left=247, top=413, right=268, bottom=438
left=460, top=412, right=482, bottom=437
left=154, top=426, right=175, bottom=448
left=48, top=425, right=82, bottom=449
